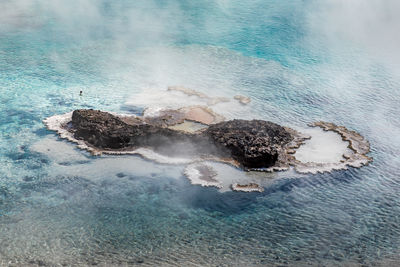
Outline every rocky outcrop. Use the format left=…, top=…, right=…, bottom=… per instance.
left=71, top=109, right=210, bottom=157
left=231, top=183, right=264, bottom=193
left=205, top=120, right=293, bottom=168
left=70, top=109, right=294, bottom=169
left=184, top=163, right=222, bottom=188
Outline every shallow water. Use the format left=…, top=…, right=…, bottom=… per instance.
left=1, top=0, right=400, bottom=266
left=294, top=128, right=350, bottom=164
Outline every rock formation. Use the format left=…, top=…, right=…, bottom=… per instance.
left=231, top=183, right=264, bottom=193
left=70, top=109, right=294, bottom=169
left=204, top=119, right=293, bottom=168
left=44, top=107, right=373, bottom=193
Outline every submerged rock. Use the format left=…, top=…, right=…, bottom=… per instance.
left=234, top=95, right=251, bottom=105
left=167, top=86, right=230, bottom=106
left=70, top=109, right=294, bottom=169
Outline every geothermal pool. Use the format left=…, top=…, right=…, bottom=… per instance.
left=1, top=0, right=400, bottom=266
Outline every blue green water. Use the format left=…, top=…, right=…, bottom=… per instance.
left=1, top=0, right=400, bottom=266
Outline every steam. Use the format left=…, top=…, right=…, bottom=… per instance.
left=307, top=0, right=400, bottom=67
left=294, top=127, right=350, bottom=164
left=3, top=0, right=398, bottom=168
left=3, top=0, right=399, bottom=66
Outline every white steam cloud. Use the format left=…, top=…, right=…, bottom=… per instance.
left=308, top=0, right=400, bottom=67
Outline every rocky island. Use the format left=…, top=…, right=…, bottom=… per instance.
left=44, top=104, right=372, bottom=192
left=70, top=109, right=295, bottom=169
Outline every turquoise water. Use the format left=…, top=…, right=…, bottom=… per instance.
left=1, top=0, right=400, bottom=266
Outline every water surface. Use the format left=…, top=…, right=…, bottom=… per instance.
left=1, top=1, right=400, bottom=266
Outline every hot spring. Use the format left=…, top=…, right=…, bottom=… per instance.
left=0, top=0, right=400, bottom=266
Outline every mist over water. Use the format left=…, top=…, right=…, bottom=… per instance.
left=1, top=0, right=400, bottom=266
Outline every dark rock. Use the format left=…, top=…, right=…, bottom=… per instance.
left=71, top=109, right=199, bottom=152
left=116, top=172, right=126, bottom=178
left=205, top=120, right=292, bottom=168
left=70, top=109, right=293, bottom=169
